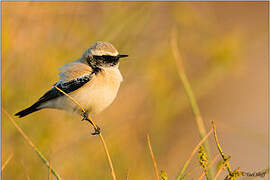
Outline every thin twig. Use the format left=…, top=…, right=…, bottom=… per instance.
left=171, top=28, right=208, bottom=138
left=1, top=153, right=13, bottom=171
left=183, top=154, right=218, bottom=180
left=182, top=165, right=201, bottom=179
left=171, top=28, right=214, bottom=180
left=48, top=159, right=51, bottom=180
left=212, top=121, right=232, bottom=175
left=99, top=134, right=117, bottom=180
left=214, top=164, right=225, bottom=180
left=176, top=128, right=213, bottom=180
left=54, top=86, right=116, bottom=180
left=198, top=154, right=219, bottom=180
left=147, top=134, right=159, bottom=180
left=54, top=86, right=97, bottom=129
left=2, top=108, right=61, bottom=180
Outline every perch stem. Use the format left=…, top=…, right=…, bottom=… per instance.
left=147, top=134, right=159, bottom=180
left=54, top=86, right=116, bottom=180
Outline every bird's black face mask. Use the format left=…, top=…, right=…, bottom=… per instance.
left=90, top=54, right=128, bottom=67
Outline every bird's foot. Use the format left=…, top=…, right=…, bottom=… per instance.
left=81, top=111, right=89, bottom=121
left=91, top=125, right=101, bottom=135
left=81, top=111, right=101, bottom=136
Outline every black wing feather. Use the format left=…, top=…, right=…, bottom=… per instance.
left=15, top=74, right=92, bottom=117
left=38, top=74, right=92, bottom=104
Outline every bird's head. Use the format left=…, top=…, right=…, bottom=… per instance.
left=83, top=41, right=128, bottom=68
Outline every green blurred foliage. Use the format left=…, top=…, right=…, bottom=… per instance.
left=2, top=2, right=268, bottom=180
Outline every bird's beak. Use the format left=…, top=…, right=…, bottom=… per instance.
left=118, top=54, right=128, bottom=59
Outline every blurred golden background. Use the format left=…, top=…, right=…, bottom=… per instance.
left=2, top=2, right=268, bottom=180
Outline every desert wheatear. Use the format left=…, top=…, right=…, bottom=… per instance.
left=15, top=41, right=128, bottom=134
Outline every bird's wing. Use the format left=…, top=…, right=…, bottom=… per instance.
left=36, top=62, right=94, bottom=105
left=58, top=62, right=92, bottom=82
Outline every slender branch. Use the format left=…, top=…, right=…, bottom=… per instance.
left=48, top=159, right=51, bottom=180
left=212, top=121, right=267, bottom=179
left=54, top=86, right=97, bottom=129
left=182, top=154, right=218, bottom=180
left=212, top=121, right=232, bottom=175
left=214, top=164, right=225, bottom=180
left=182, top=165, right=201, bottom=179
left=171, top=28, right=207, bottom=137
left=1, top=153, right=13, bottom=171
left=147, top=134, right=159, bottom=180
left=176, top=128, right=213, bottom=180
left=171, top=28, right=214, bottom=180
left=54, top=86, right=116, bottom=180
left=2, top=108, right=61, bottom=180
left=99, top=134, right=117, bottom=180
left=54, top=86, right=86, bottom=112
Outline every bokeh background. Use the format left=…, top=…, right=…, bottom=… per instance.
left=2, top=2, right=268, bottom=180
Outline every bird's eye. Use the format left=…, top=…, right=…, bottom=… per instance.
left=93, top=55, right=105, bottom=61
left=93, top=55, right=119, bottom=63
left=103, top=55, right=116, bottom=62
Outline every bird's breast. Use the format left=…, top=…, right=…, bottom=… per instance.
left=70, top=67, right=123, bottom=114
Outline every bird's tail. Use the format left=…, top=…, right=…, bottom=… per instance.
left=15, top=102, right=41, bottom=118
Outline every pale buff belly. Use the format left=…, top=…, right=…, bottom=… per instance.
left=71, top=76, right=121, bottom=114
left=43, top=68, right=122, bottom=115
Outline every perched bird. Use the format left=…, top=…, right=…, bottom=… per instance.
left=15, top=41, right=128, bottom=134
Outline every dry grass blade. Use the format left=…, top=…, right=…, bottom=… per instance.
left=2, top=108, right=61, bottom=180
left=48, top=159, right=51, bottom=180
left=212, top=121, right=232, bottom=175
left=54, top=86, right=116, bottom=180
left=182, top=165, right=201, bottom=179
left=99, top=134, right=117, bottom=180
left=171, top=28, right=207, bottom=138
left=1, top=153, right=13, bottom=171
left=176, top=128, right=213, bottom=180
left=198, top=154, right=219, bottom=180
left=171, top=28, right=214, bottom=180
left=214, top=164, right=225, bottom=180
left=54, top=86, right=97, bottom=129
left=147, top=134, right=159, bottom=180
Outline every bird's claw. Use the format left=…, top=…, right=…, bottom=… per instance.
left=81, top=111, right=89, bottom=121
left=81, top=111, right=101, bottom=135
left=91, top=125, right=101, bottom=135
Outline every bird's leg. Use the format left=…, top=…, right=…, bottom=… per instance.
left=81, top=111, right=100, bottom=135
left=81, top=111, right=89, bottom=121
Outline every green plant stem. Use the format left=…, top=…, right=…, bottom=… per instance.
left=1, top=153, right=13, bottom=172
left=3, top=108, right=61, bottom=180
left=176, top=129, right=213, bottom=180
left=54, top=86, right=117, bottom=180
left=171, top=28, right=214, bottom=180
left=214, top=164, right=225, bottom=180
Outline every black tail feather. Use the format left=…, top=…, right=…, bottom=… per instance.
left=15, top=103, right=41, bottom=118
